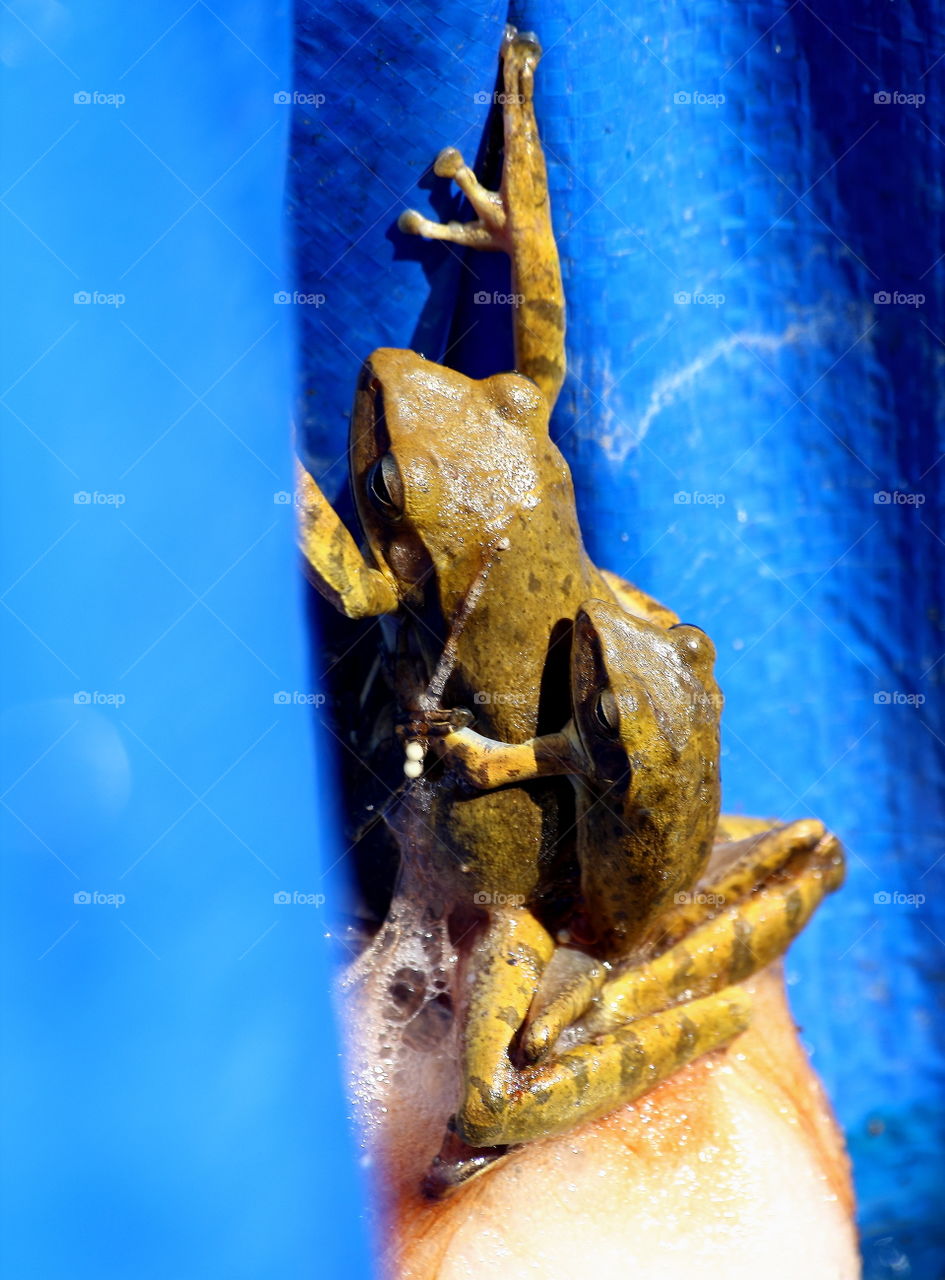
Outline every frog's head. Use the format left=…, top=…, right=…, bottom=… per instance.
left=348, top=349, right=570, bottom=605
left=569, top=599, right=722, bottom=952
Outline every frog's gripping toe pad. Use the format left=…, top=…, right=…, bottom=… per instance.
left=422, top=1123, right=512, bottom=1200
left=502, top=24, right=541, bottom=60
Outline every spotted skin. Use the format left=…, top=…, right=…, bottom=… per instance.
left=430, top=610, right=844, bottom=1186
left=580, top=834, right=845, bottom=1039
left=292, top=25, right=847, bottom=1196
left=445, top=905, right=750, bottom=1158
left=523, top=820, right=837, bottom=1059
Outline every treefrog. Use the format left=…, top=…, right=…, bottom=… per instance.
left=422, top=599, right=843, bottom=1190
left=297, top=26, right=845, bottom=1195
left=297, top=29, right=673, bottom=917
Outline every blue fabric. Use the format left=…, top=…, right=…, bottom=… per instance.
left=292, top=2, right=945, bottom=1274
left=1, top=2, right=370, bottom=1275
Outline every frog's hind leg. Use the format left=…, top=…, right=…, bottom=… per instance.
left=579, top=830, right=845, bottom=1041
left=441, top=983, right=752, bottom=1162
left=399, top=27, right=566, bottom=409
left=655, top=818, right=830, bottom=948
left=522, top=820, right=842, bottom=1060
left=441, top=907, right=554, bottom=1164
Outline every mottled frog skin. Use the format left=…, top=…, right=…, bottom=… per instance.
left=296, top=27, right=845, bottom=1197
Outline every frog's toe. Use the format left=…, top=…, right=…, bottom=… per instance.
left=433, top=146, right=464, bottom=179
left=503, top=25, right=542, bottom=60
left=396, top=209, right=422, bottom=236
left=422, top=1122, right=512, bottom=1199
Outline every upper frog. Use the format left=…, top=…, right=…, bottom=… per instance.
left=300, top=345, right=674, bottom=905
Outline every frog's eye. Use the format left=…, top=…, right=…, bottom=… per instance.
left=593, top=687, right=620, bottom=737
left=670, top=623, right=714, bottom=662
left=366, top=453, right=404, bottom=519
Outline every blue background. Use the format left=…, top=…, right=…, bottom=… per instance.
left=2, top=2, right=943, bottom=1277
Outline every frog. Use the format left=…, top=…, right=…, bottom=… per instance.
left=421, top=599, right=844, bottom=1190
left=297, top=26, right=844, bottom=1195
left=296, top=28, right=674, bottom=921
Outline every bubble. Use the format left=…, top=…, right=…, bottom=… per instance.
left=385, top=967, right=426, bottom=1020
left=402, top=993, right=454, bottom=1051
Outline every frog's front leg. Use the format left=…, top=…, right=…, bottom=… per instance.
left=399, top=29, right=566, bottom=409
left=435, top=723, right=582, bottom=789
left=295, top=460, right=399, bottom=618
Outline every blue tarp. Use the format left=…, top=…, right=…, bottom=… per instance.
left=1, top=2, right=370, bottom=1275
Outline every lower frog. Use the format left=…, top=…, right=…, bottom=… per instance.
left=423, top=600, right=844, bottom=1192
